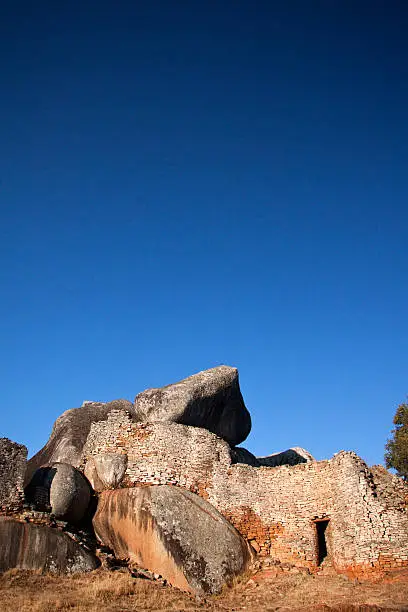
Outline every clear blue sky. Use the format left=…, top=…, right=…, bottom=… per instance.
left=1, top=1, right=407, bottom=466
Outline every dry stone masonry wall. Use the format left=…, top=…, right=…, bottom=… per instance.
left=0, top=438, right=27, bottom=514
left=81, top=410, right=231, bottom=497
left=82, top=411, right=408, bottom=577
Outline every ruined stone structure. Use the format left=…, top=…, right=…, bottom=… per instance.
left=2, top=366, right=408, bottom=588
left=81, top=410, right=408, bottom=577
left=0, top=438, right=27, bottom=514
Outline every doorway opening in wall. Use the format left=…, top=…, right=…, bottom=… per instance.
left=314, top=519, right=329, bottom=565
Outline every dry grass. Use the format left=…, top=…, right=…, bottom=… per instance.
left=220, top=569, right=408, bottom=611
left=0, top=569, right=199, bottom=612
left=1, top=567, right=408, bottom=612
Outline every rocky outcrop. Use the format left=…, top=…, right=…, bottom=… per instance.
left=134, top=366, right=251, bottom=446
left=0, top=517, right=99, bottom=573
left=93, top=486, right=252, bottom=595
left=3, top=362, right=408, bottom=581
left=84, top=453, right=128, bottom=492
left=25, top=463, right=91, bottom=524
left=25, top=399, right=134, bottom=484
left=231, top=446, right=314, bottom=467
left=230, top=446, right=260, bottom=467
left=0, top=438, right=27, bottom=513
left=257, top=446, right=314, bottom=467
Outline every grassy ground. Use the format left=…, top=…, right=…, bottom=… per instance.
left=1, top=567, right=408, bottom=611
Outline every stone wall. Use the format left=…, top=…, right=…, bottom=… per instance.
left=0, top=438, right=27, bottom=513
left=82, top=411, right=408, bottom=576
left=81, top=410, right=231, bottom=497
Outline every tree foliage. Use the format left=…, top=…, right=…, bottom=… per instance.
left=385, top=402, right=408, bottom=481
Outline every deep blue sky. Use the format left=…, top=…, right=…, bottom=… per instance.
left=1, top=1, right=407, bottom=465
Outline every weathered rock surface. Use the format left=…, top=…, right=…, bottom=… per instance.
left=257, top=447, right=315, bottom=467
left=25, top=399, right=134, bottom=484
left=93, top=485, right=252, bottom=595
left=83, top=458, right=105, bottom=493
left=0, top=517, right=99, bottom=573
left=0, top=438, right=27, bottom=513
left=84, top=453, right=127, bottom=492
left=231, top=446, right=315, bottom=468
left=25, top=463, right=91, bottom=523
left=230, top=446, right=260, bottom=467
left=133, top=366, right=251, bottom=446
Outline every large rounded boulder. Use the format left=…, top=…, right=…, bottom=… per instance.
left=84, top=453, right=128, bottom=492
left=25, top=462, right=91, bottom=524
left=25, top=399, right=134, bottom=484
left=133, top=366, right=251, bottom=446
left=257, top=447, right=315, bottom=467
left=93, top=485, right=252, bottom=595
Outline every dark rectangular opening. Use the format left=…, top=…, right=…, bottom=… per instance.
left=315, top=519, right=329, bottom=565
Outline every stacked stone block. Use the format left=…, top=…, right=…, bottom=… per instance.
left=0, top=438, right=27, bottom=514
